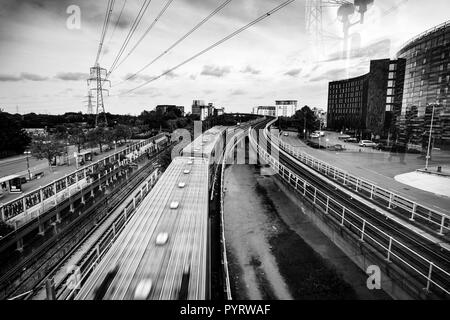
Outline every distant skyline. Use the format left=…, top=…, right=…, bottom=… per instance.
left=0, top=0, right=449, bottom=115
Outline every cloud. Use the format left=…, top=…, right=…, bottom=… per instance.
left=284, top=68, right=302, bottom=77
left=200, top=65, right=231, bottom=78
left=230, top=89, right=246, bottom=96
left=22, top=72, right=48, bottom=81
left=0, top=72, right=48, bottom=81
left=0, top=74, right=21, bottom=81
left=163, top=70, right=178, bottom=79
left=309, top=68, right=352, bottom=82
left=123, top=73, right=154, bottom=82
left=241, top=65, right=261, bottom=75
left=323, top=39, right=392, bottom=63
left=55, top=72, right=88, bottom=81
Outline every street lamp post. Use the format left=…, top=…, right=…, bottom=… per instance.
left=425, top=103, right=436, bottom=171
left=303, top=110, right=307, bottom=140
left=24, top=151, right=31, bottom=181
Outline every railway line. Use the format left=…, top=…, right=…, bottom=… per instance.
left=73, top=120, right=264, bottom=300
left=249, top=120, right=450, bottom=297
left=2, top=146, right=171, bottom=300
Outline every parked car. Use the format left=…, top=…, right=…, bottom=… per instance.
left=328, top=144, right=345, bottom=151
left=310, top=133, right=320, bottom=138
left=344, top=137, right=358, bottom=143
left=283, top=132, right=289, bottom=136
left=313, top=131, right=325, bottom=137
left=306, top=141, right=326, bottom=149
left=359, top=140, right=377, bottom=147
left=338, top=134, right=351, bottom=140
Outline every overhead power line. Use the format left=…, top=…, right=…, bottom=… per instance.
left=95, top=0, right=116, bottom=65
left=103, top=0, right=128, bottom=55
left=114, top=0, right=233, bottom=87
left=108, top=0, right=153, bottom=76
left=113, top=0, right=175, bottom=72
left=123, top=0, right=296, bottom=95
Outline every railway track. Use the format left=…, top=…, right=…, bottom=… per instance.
left=251, top=121, right=450, bottom=297
left=2, top=147, right=171, bottom=300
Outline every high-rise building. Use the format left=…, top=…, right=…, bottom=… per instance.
left=253, top=106, right=277, bottom=117
left=327, top=59, right=405, bottom=138
left=191, top=100, right=224, bottom=120
left=396, top=20, right=450, bottom=150
left=275, top=100, right=298, bottom=117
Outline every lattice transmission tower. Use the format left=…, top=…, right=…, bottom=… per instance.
left=87, top=63, right=110, bottom=127
left=84, top=91, right=94, bottom=115
left=305, top=0, right=324, bottom=46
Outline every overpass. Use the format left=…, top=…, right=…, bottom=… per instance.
left=248, top=118, right=450, bottom=299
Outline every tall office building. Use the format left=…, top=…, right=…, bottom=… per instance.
left=327, top=59, right=405, bottom=138
left=396, top=20, right=450, bottom=150
left=275, top=100, right=298, bottom=117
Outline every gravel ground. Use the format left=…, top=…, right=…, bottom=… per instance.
left=223, top=164, right=391, bottom=300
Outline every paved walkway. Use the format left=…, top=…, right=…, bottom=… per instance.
left=280, top=133, right=450, bottom=216
left=395, top=172, right=450, bottom=198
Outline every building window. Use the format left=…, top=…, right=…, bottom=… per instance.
left=386, top=97, right=394, bottom=103
left=389, top=72, right=395, bottom=79
left=388, top=80, right=395, bottom=87
left=437, top=88, right=441, bottom=95
left=423, top=58, right=427, bottom=64
left=420, top=90, right=423, bottom=97
left=442, top=52, right=446, bottom=59
left=439, top=76, right=442, bottom=83
left=389, top=64, right=397, bottom=71
left=387, top=88, right=395, bottom=95
left=440, top=64, right=444, bottom=71
left=421, top=80, right=424, bottom=86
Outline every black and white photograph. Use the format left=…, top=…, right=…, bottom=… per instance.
left=0, top=0, right=449, bottom=310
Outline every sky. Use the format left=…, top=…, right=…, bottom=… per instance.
left=0, top=0, right=449, bottom=116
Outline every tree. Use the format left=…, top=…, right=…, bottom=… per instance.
left=30, top=135, right=65, bottom=170
left=293, top=106, right=319, bottom=138
left=68, top=126, right=86, bottom=153
left=114, top=124, right=132, bottom=143
left=0, top=109, right=31, bottom=158
left=86, top=127, right=107, bottom=153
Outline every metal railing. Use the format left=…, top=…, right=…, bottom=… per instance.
left=249, top=128, right=450, bottom=297
left=0, top=134, right=167, bottom=224
left=266, top=122, right=449, bottom=237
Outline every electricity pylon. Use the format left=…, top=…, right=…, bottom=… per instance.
left=87, top=63, right=110, bottom=127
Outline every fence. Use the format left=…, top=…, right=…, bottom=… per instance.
left=249, top=127, right=450, bottom=297
left=0, top=134, right=166, bottom=224
left=266, top=121, right=449, bottom=236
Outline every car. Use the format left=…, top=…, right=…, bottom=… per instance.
left=328, top=144, right=344, bottom=151
left=283, top=132, right=289, bottom=136
left=314, top=131, right=325, bottom=137
left=134, top=278, right=153, bottom=300
left=338, top=134, right=351, bottom=140
left=310, top=133, right=320, bottom=138
left=359, top=140, right=377, bottom=147
left=344, top=137, right=358, bottom=143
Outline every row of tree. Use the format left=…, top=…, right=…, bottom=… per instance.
left=30, top=124, right=134, bottom=169
left=278, top=106, right=322, bottom=137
